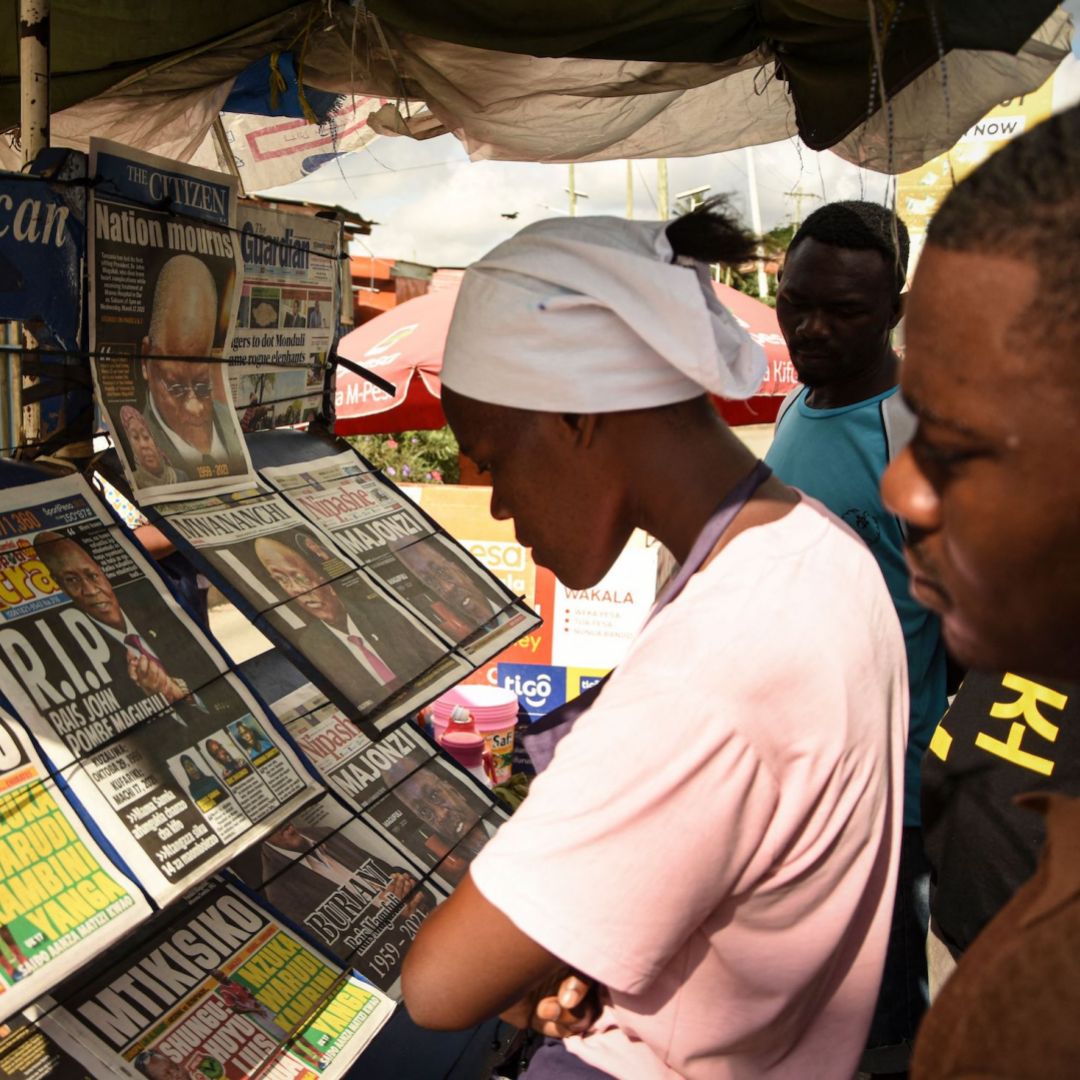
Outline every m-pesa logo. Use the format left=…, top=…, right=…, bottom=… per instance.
left=365, top=324, right=419, bottom=358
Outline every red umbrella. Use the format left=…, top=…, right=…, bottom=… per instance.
left=708, top=282, right=797, bottom=426
left=332, top=279, right=795, bottom=435
left=334, top=288, right=456, bottom=436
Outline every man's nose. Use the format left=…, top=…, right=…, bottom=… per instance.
left=796, top=309, right=829, bottom=340
left=489, top=488, right=512, bottom=522
left=183, top=393, right=204, bottom=415
left=882, top=444, right=941, bottom=532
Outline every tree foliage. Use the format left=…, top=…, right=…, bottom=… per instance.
left=347, top=427, right=461, bottom=484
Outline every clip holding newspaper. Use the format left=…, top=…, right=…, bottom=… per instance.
left=0, top=474, right=322, bottom=906
left=39, top=878, right=395, bottom=1079
left=88, top=139, right=258, bottom=505
left=0, top=705, right=151, bottom=1023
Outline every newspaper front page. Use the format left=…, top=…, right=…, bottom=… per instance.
left=229, top=206, right=339, bottom=435
left=0, top=1004, right=139, bottom=1078
left=0, top=476, right=320, bottom=905
left=262, top=452, right=539, bottom=661
left=88, top=139, right=256, bottom=504
left=0, top=706, right=151, bottom=1021
left=226, top=793, right=444, bottom=997
left=156, top=487, right=470, bottom=732
left=44, top=879, right=395, bottom=1079
left=272, top=686, right=507, bottom=892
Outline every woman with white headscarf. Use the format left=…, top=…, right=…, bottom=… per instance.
left=403, top=202, right=907, bottom=1079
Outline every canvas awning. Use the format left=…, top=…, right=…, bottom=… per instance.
left=0, top=2, right=1071, bottom=180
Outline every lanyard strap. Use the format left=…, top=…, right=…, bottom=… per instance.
left=522, top=460, right=772, bottom=773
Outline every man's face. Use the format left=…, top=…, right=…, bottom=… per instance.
left=267, top=823, right=307, bottom=851
left=124, top=415, right=164, bottom=475
left=44, top=540, right=123, bottom=630
left=406, top=544, right=492, bottom=627
left=145, top=360, right=215, bottom=452
left=776, top=237, right=901, bottom=389
left=256, top=540, right=346, bottom=626
left=398, top=772, right=478, bottom=843
left=882, top=246, right=1080, bottom=677
left=145, top=1054, right=188, bottom=1080
left=443, top=389, right=632, bottom=590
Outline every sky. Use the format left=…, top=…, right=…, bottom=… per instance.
left=266, top=14, right=1080, bottom=268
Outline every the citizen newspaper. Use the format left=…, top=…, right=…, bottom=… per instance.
left=229, top=206, right=339, bottom=436
left=262, top=451, right=539, bottom=661
left=155, top=486, right=470, bottom=732
left=88, top=139, right=257, bottom=504
left=226, top=793, right=444, bottom=997
left=0, top=475, right=320, bottom=905
left=273, top=686, right=507, bottom=892
left=40, top=878, right=395, bottom=1079
left=0, top=705, right=150, bottom=1021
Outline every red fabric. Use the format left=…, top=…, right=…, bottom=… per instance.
left=335, top=288, right=454, bottom=435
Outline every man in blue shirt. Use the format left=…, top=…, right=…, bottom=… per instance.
left=765, top=201, right=947, bottom=1075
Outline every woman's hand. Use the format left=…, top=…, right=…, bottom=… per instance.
left=499, top=969, right=599, bottom=1038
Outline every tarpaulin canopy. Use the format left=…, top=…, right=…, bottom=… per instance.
left=362, top=0, right=1063, bottom=150
left=0, top=2, right=1071, bottom=179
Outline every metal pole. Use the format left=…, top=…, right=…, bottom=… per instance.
left=744, top=147, right=769, bottom=299
left=568, top=163, right=576, bottom=217
left=657, top=159, right=669, bottom=221
left=19, top=0, right=50, bottom=164
left=10, top=0, right=50, bottom=458
left=626, top=161, right=634, bottom=219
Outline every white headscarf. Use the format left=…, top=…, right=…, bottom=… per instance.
left=442, top=216, right=765, bottom=412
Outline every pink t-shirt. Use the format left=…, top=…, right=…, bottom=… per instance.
left=471, top=498, right=907, bottom=1079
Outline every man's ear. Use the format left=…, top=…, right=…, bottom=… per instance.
left=889, top=290, right=906, bottom=330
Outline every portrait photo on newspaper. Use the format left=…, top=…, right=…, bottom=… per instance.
left=0, top=476, right=319, bottom=905
left=89, top=139, right=255, bottom=504
left=261, top=451, right=539, bottom=661
left=226, top=794, right=443, bottom=996
left=158, top=489, right=470, bottom=731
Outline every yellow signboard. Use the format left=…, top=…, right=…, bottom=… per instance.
left=897, top=74, right=1055, bottom=273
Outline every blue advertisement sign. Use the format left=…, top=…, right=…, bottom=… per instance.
left=497, top=663, right=568, bottom=720
left=0, top=170, right=85, bottom=350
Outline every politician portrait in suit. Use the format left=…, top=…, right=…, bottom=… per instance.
left=138, top=254, right=248, bottom=481
left=33, top=530, right=240, bottom=755
left=258, top=818, right=435, bottom=985
left=252, top=533, right=446, bottom=714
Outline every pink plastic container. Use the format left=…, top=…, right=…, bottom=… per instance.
left=432, top=685, right=519, bottom=784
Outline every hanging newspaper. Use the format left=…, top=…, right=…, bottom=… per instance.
left=229, top=205, right=339, bottom=435
left=262, top=451, right=539, bottom=661
left=155, top=487, right=470, bottom=732
left=226, top=793, right=443, bottom=997
left=0, top=705, right=151, bottom=1022
left=0, top=475, right=320, bottom=905
left=273, top=686, right=506, bottom=890
left=42, top=879, right=395, bottom=1079
left=88, top=138, right=256, bottom=504
left=0, top=1005, right=140, bottom=1078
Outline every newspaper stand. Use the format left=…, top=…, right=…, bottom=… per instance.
left=0, top=139, right=533, bottom=1079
